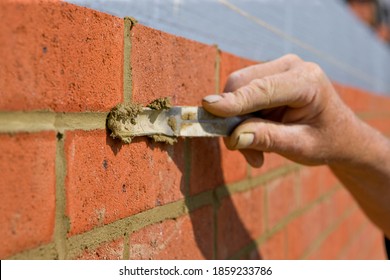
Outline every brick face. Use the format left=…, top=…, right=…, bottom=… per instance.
left=217, top=187, right=264, bottom=259
left=219, top=51, right=258, bottom=92
left=65, top=130, right=185, bottom=236
left=307, top=210, right=366, bottom=259
left=266, top=174, right=298, bottom=229
left=76, top=238, right=125, bottom=260
left=251, top=153, right=291, bottom=177
left=0, top=1, right=123, bottom=111
left=0, top=132, right=56, bottom=259
left=189, top=138, right=225, bottom=195
left=219, top=140, right=248, bottom=184
left=131, top=24, right=216, bottom=106
left=129, top=207, right=214, bottom=260
left=261, top=229, right=287, bottom=260
left=298, top=166, right=339, bottom=205
left=284, top=190, right=358, bottom=260
left=366, top=118, right=390, bottom=134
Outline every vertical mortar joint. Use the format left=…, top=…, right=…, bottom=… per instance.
left=124, top=16, right=138, bottom=30
left=54, top=133, right=68, bottom=259
left=214, top=45, right=221, bottom=94
left=123, top=17, right=135, bottom=103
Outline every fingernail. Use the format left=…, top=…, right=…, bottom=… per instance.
left=203, top=94, right=222, bottom=104
left=234, top=133, right=255, bottom=149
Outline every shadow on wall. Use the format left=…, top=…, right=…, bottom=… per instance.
left=184, top=138, right=263, bottom=260
left=105, top=131, right=262, bottom=259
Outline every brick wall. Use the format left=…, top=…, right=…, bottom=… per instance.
left=0, top=0, right=388, bottom=260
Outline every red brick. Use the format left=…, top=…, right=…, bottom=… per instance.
left=131, top=24, right=216, bottom=106
left=217, top=187, right=264, bottom=259
left=329, top=188, right=356, bottom=219
left=189, top=138, right=226, bottom=195
left=308, top=210, right=364, bottom=259
left=0, top=132, right=56, bottom=258
left=370, top=95, right=390, bottom=112
left=320, top=166, right=340, bottom=192
left=286, top=201, right=335, bottom=259
left=341, top=231, right=365, bottom=259
left=366, top=233, right=387, bottom=260
left=129, top=207, right=214, bottom=259
left=341, top=225, right=370, bottom=259
left=76, top=238, right=124, bottom=260
left=219, top=138, right=248, bottom=184
left=267, top=174, right=297, bottom=229
left=298, top=167, right=324, bottom=205
left=298, top=166, right=339, bottom=206
left=261, top=229, right=287, bottom=260
left=219, top=51, right=258, bottom=92
left=335, top=83, right=390, bottom=113
left=344, top=224, right=382, bottom=259
left=65, top=130, right=185, bottom=236
left=360, top=224, right=386, bottom=259
left=250, top=153, right=291, bottom=177
left=365, top=118, right=390, bottom=134
left=0, top=1, right=123, bottom=112
left=335, top=84, right=373, bottom=112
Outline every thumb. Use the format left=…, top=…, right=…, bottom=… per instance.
left=227, top=118, right=314, bottom=161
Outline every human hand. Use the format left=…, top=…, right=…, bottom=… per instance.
left=202, top=54, right=362, bottom=168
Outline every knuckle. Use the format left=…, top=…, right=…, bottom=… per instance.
left=300, top=62, right=327, bottom=100
left=283, top=53, right=302, bottom=64
left=232, top=89, right=248, bottom=115
left=303, top=62, right=324, bottom=80
left=278, top=54, right=303, bottom=71
left=259, top=129, right=274, bottom=151
left=250, top=77, right=275, bottom=107
left=225, top=71, right=244, bottom=92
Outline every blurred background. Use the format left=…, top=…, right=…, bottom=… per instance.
left=347, top=0, right=390, bottom=43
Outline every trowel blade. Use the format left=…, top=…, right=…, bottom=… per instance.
left=126, top=106, right=248, bottom=137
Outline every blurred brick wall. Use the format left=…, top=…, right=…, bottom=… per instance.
left=0, top=0, right=387, bottom=260
left=346, top=0, right=390, bottom=43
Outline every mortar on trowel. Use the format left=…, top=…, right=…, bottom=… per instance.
left=107, top=97, right=250, bottom=144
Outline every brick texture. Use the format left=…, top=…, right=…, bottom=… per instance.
left=189, top=138, right=225, bottom=195
left=219, top=51, right=258, bottom=93
left=251, top=153, right=291, bottom=177
left=0, top=132, right=56, bottom=259
left=129, top=207, right=214, bottom=260
left=0, top=0, right=123, bottom=112
left=76, top=238, right=125, bottom=260
left=131, top=24, right=216, bottom=106
left=261, top=229, right=287, bottom=260
left=217, top=187, right=264, bottom=259
left=219, top=139, right=248, bottom=184
left=298, top=166, right=339, bottom=205
left=308, top=210, right=366, bottom=259
left=266, top=174, right=298, bottom=229
left=65, top=130, right=185, bottom=236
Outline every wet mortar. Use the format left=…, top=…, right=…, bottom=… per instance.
left=107, top=97, right=178, bottom=145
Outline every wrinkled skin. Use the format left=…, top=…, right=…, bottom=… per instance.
left=203, top=54, right=390, bottom=239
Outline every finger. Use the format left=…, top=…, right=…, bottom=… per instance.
left=224, top=54, right=302, bottom=92
left=226, top=118, right=314, bottom=159
left=239, top=149, right=264, bottom=168
left=203, top=64, right=321, bottom=117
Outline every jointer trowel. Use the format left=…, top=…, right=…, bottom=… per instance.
left=107, top=97, right=250, bottom=144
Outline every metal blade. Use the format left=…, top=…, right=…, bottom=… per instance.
left=126, top=106, right=248, bottom=137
